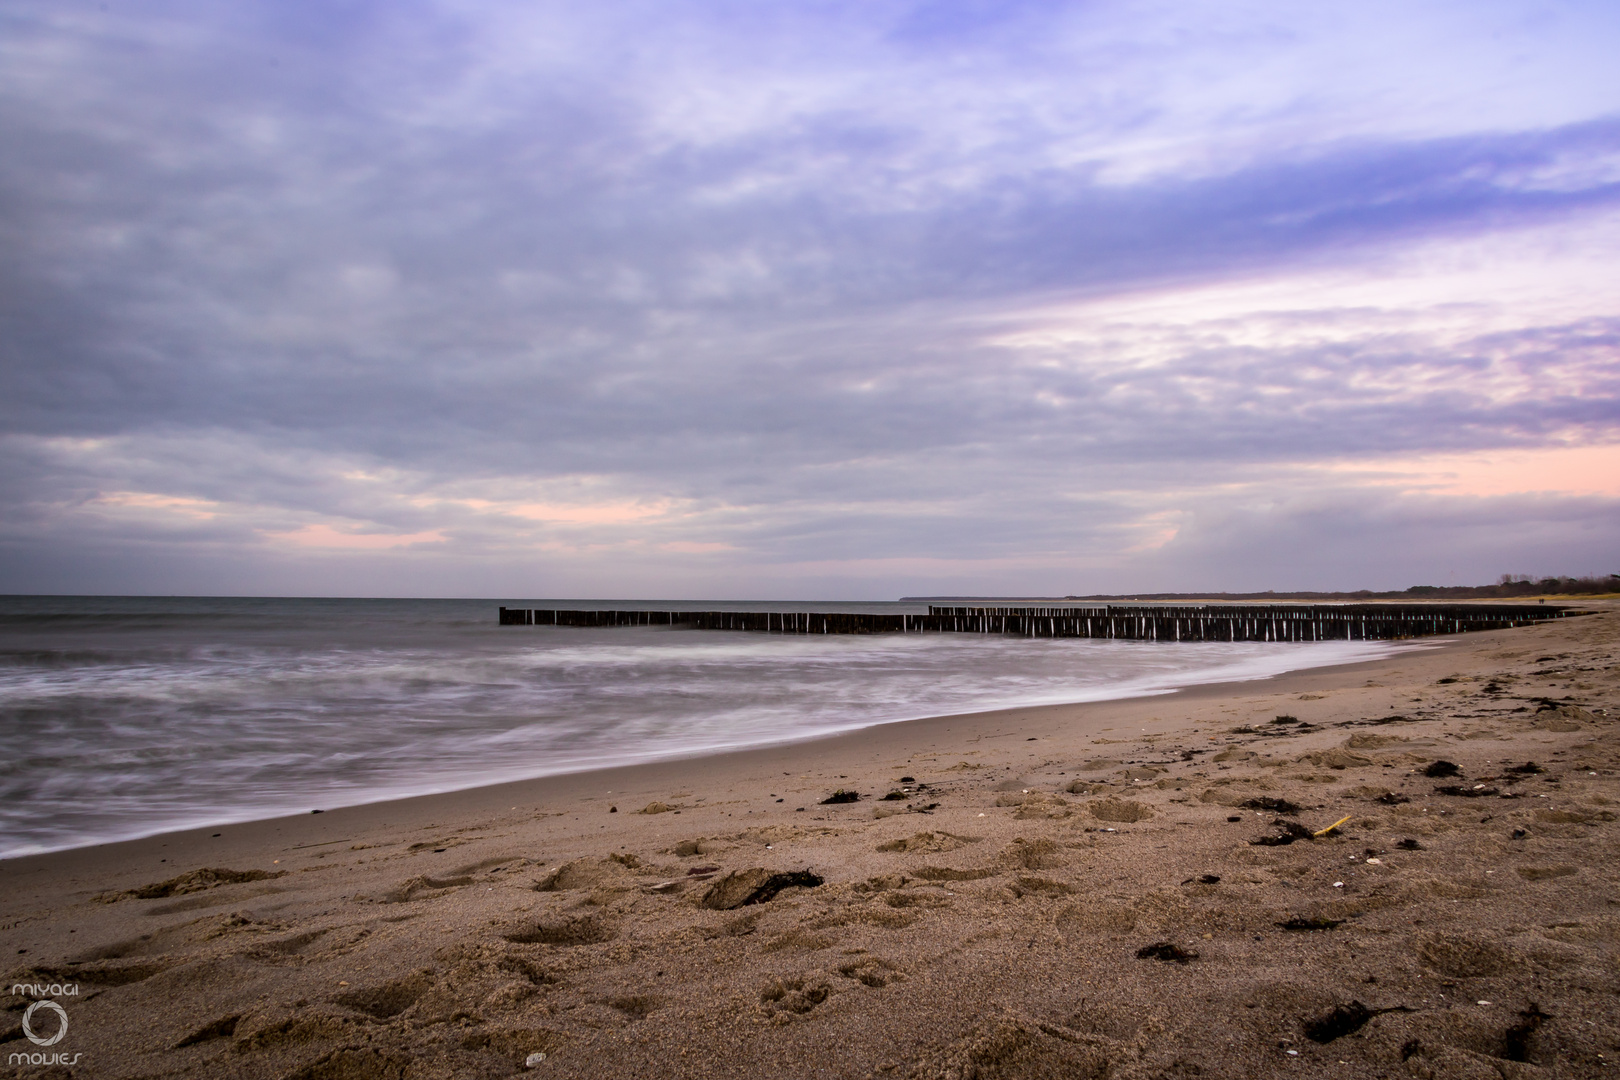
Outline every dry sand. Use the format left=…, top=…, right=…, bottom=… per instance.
left=3, top=605, right=1618, bottom=1079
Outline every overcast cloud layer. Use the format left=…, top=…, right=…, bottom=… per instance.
left=3, top=0, right=1619, bottom=598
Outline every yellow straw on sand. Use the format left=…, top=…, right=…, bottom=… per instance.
left=1313, top=815, right=1352, bottom=838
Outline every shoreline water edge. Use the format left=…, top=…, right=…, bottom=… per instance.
left=0, top=602, right=1614, bottom=1078
left=0, top=596, right=1416, bottom=858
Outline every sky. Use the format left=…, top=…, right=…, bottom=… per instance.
left=2, top=0, right=1618, bottom=599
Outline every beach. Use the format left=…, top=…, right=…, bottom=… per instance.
left=3, top=605, right=1616, bottom=1079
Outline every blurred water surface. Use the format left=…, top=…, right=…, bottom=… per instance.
left=0, top=596, right=1396, bottom=856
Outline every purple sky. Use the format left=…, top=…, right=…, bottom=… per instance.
left=2, top=0, right=1618, bottom=598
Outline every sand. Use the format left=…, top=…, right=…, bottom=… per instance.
left=3, top=605, right=1617, bottom=1079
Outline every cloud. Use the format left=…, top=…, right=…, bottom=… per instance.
left=1, top=0, right=1618, bottom=596
left=263, top=524, right=447, bottom=550
left=1131, top=487, right=1620, bottom=594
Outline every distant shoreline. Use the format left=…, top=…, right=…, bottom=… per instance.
left=904, top=579, right=1619, bottom=602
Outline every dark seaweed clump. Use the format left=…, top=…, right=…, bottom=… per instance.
left=1304, top=1002, right=1412, bottom=1044
left=1502, top=1005, right=1551, bottom=1063
left=1135, top=942, right=1198, bottom=963
left=1240, top=797, right=1301, bottom=814
left=1250, top=820, right=1313, bottom=847
left=741, top=871, right=824, bottom=906
left=1305, top=1002, right=1374, bottom=1043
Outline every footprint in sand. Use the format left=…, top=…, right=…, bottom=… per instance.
left=333, top=969, right=434, bottom=1019
left=757, top=976, right=832, bottom=1021
left=875, top=831, right=980, bottom=854
left=93, top=866, right=287, bottom=903
left=503, top=914, right=616, bottom=946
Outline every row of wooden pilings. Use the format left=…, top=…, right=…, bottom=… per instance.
left=497, top=604, right=1573, bottom=641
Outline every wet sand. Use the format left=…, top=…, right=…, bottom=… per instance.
left=3, top=605, right=1617, bottom=1079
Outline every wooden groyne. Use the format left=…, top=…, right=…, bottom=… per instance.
left=498, top=604, right=1573, bottom=641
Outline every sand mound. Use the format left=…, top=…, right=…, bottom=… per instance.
left=1056, top=899, right=1138, bottom=933
left=732, top=824, right=836, bottom=845
left=533, top=858, right=634, bottom=892
left=997, top=838, right=1064, bottom=870
left=875, top=831, right=978, bottom=854
left=1087, top=797, right=1154, bottom=823
left=379, top=874, right=472, bottom=903
left=1345, top=733, right=1408, bottom=749
left=910, top=1010, right=1120, bottom=1080
left=503, top=914, right=615, bottom=946
left=1008, top=876, right=1074, bottom=898
left=1297, top=748, right=1375, bottom=769
left=1417, top=933, right=1519, bottom=978
left=283, top=1046, right=412, bottom=1080
left=1534, top=705, right=1596, bottom=731
left=913, top=865, right=998, bottom=882
left=994, top=791, right=1064, bottom=810
left=1015, top=797, right=1073, bottom=820
left=96, top=867, right=286, bottom=902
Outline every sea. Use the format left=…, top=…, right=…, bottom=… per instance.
left=0, top=596, right=1401, bottom=858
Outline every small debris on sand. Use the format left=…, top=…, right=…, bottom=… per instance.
left=1304, top=1002, right=1373, bottom=1043
left=1312, top=815, right=1352, bottom=838
left=1251, top=820, right=1314, bottom=846
left=1240, top=797, right=1302, bottom=814
left=1136, top=941, right=1198, bottom=963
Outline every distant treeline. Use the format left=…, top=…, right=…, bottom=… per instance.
left=1051, top=575, right=1620, bottom=602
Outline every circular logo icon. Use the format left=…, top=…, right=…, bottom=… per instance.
left=23, top=999, right=68, bottom=1046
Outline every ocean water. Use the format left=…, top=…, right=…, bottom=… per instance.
left=0, top=596, right=1399, bottom=858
